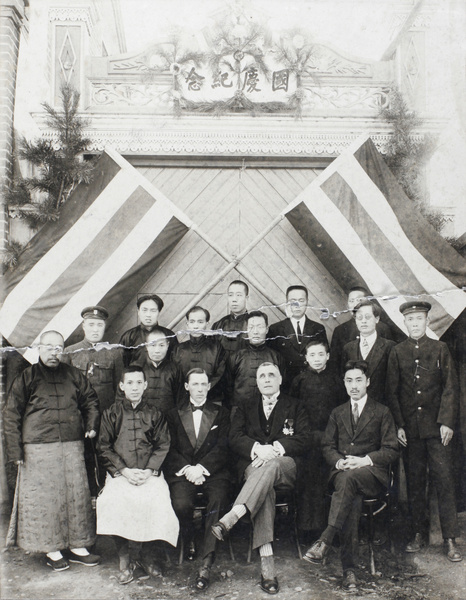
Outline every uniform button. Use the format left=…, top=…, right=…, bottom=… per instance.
left=351, top=443, right=354, bottom=446
left=417, top=390, right=421, bottom=394
left=418, top=407, right=422, bottom=411
left=415, top=359, right=419, bottom=363
left=415, top=345, right=419, bottom=349
left=416, top=375, right=420, bottom=379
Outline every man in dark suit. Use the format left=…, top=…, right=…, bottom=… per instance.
left=303, top=360, right=398, bottom=591
left=212, top=362, right=310, bottom=594
left=330, top=287, right=394, bottom=369
left=341, top=300, right=395, bottom=405
left=164, top=369, right=231, bottom=591
left=268, top=285, right=328, bottom=389
left=386, top=301, right=461, bottom=562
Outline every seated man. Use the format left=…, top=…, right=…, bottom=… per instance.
left=341, top=300, right=395, bottom=405
left=268, top=285, right=328, bottom=389
left=164, top=369, right=231, bottom=592
left=119, top=294, right=177, bottom=367
left=330, top=287, right=394, bottom=369
left=303, top=360, right=398, bottom=591
left=212, top=362, right=310, bottom=595
left=225, top=311, right=285, bottom=410
left=172, top=306, right=226, bottom=402
left=213, top=280, right=250, bottom=355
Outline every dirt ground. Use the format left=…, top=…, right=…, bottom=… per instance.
left=1, top=510, right=465, bottom=600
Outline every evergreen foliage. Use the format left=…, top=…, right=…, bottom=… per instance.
left=380, top=89, right=445, bottom=232
left=6, top=84, right=96, bottom=228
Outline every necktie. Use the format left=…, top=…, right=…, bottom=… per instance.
left=192, top=405, right=204, bottom=412
left=296, top=322, right=302, bottom=344
left=264, top=402, right=275, bottom=420
left=361, top=337, right=369, bottom=359
left=352, top=403, right=359, bottom=428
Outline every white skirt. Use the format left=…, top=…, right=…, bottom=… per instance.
left=96, top=472, right=179, bottom=544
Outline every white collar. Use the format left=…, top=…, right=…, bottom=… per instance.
left=291, top=316, right=306, bottom=329
left=360, top=330, right=377, bottom=346
left=262, top=392, right=280, bottom=404
left=351, top=394, right=368, bottom=414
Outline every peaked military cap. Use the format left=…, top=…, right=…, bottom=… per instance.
left=399, top=301, right=431, bottom=315
left=81, top=305, right=109, bottom=320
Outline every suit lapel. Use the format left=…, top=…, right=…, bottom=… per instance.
left=366, top=338, right=384, bottom=377
left=285, top=318, right=301, bottom=351
left=179, top=406, right=197, bottom=449
left=195, top=403, right=217, bottom=452
left=353, top=400, right=375, bottom=439
left=269, top=394, right=288, bottom=438
left=341, top=402, right=354, bottom=439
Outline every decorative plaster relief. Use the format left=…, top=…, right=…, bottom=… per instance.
left=49, top=7, right=94, bottom=35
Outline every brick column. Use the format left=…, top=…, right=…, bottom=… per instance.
left=0, top=0, right=26, bottom=514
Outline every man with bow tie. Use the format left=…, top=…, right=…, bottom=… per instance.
left=212, top=362, right=310, bottom=595
left=303, top=360, right=398, bottom=591
left=164, top=369, right=231, bottom=591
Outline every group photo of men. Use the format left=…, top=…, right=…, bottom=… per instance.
left=3, top=279, right=464, bottom=595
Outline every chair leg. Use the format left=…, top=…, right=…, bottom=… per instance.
left=228, top=535, right=235, bottom=561
left=247, top=525, right=253, bottom=563
left=178, top=534, right=184, bottom=566
left=293, top=507, right=303, bottom=559
left=367, top=505, right=376, bottom=576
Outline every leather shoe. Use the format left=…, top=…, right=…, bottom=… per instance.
left=139, top=560, right=163, bottom=577
left=342, top=569, right=358, bottom=590
left=195, top=566, right=211, bottom=591
left=69, top=552, right=101, bottom=566
left=303, top=540, right=331, bottom=564
left=445, top=538, right=463, bottom=562
left=260, top=575, right=279, bottom=594
left=405, top=533, right=425, bottom=553
left=211, top=521, right=228, bottom=542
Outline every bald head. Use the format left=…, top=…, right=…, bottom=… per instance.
left=39, top=331, right=64, bottom=368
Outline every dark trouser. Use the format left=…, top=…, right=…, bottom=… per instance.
left=236, top=457, right=297, bottom=549
left=406, top=437, right=458, bottom=539
left=297, top=434, right=328, bottom=532
left=169, top=477, right=230, bottom=559
left=328, top=469, right=384, bottom=571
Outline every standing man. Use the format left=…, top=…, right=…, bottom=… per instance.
left=212, top=362, right=310, bottom=594
left=225, top=311, right=285, bottom=410
left=386, top=301, right=462, bottom=562
left=303, top=360, right=398, bottom=591
left=62, top=306, right=122, bottom=413
left=330, top=287, right=394, bottom=369
left=172, top=306, right=226, bottom=402
left=268, top=285, right=328, bottom=389
left=62, top=305, right=122, bottom=495
left=134, top=328, right=182, bottom=414
left=3, top=331, right=101, bottom=572
left=213, top=280, right=249, bottom=354
left=119, top=294, right=178, bottom=368
left=341, top=300, right=395, bottom=405
left=164, top=369, right=231, bottom=592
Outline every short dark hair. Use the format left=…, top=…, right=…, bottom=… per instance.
left=186, top=306, right=210, bottom=322
left=286, top=285, right=308, bottom=299
left=229, top=280, right=249, bottom=295
left=247, top=310, right=268, bottom=326
left=305, top=339, right=329, bottom=353
left=120, top=365, right=146, bottom=382
left=348, top=286, right=369, bottom=296
left=137, top=294, right=164, bottom=311
left=343, top=360, right=369, bottom=376
left=145, top=327, right=168, bottom=342
left=185, top=367, right=208, bottom=383
left=353, top=299, right=381, bottom=318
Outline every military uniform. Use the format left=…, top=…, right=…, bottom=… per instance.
left=386, top=323, right=459, bottom=540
